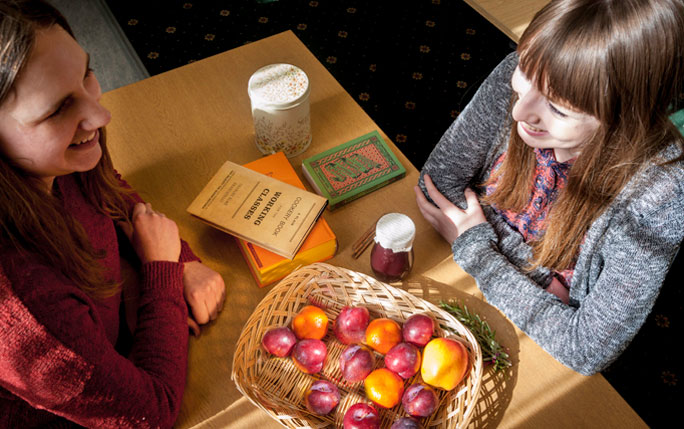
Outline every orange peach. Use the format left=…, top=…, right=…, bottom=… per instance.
left=364, top=368, right=405, bottom=409
left=365, top=318, right=402, bottom=354
left=292, top=305, right=328, bottom=340
left=421, top=337, right=469, bottom=391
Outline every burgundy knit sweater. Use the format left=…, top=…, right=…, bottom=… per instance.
left=0, top=173, right=198, bottom=428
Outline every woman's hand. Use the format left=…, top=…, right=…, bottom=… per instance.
left=121, top=203, right=181, bottom=264
left=414, top=174, right=487, bottom=244
left=183, top=261, right=226, bottom=336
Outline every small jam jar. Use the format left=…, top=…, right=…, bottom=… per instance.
left=370, top=213, right=415, bottom=282
left=247, top=63, right=312, bottom=158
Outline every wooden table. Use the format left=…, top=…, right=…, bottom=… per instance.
left=101, top=30, right=645, bottom=428
left=463, top=0, right=550, bottom=42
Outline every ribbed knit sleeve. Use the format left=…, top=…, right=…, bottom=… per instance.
left=0, top=258, right=188, bottom=428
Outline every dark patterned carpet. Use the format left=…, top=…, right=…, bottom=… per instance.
left=104, top=1, right=680, bottom=427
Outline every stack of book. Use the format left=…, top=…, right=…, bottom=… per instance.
left=238, top=152, right=338, bottom=287
left=187, top=156, right=327, bottom=260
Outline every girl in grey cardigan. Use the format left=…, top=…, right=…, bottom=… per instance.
left=416, top=0, right=684, bottom=375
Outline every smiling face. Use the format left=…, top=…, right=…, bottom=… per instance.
left=0, top=25, right=111, bottom=190
left=510, top=66, right=601, bottom=163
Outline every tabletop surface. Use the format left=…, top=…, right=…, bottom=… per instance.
left=101, top=30, right=645, bottom=429
left=463, top=0, right=550, bottom=42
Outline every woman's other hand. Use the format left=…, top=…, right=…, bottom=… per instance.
left=415, top=174, right=487, bottom=244
left=120, top=203, right=181, bottom=264
left=182, top=261, right=226, bottom=336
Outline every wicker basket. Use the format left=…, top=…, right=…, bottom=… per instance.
left=232, top=263, right=483, bottom=428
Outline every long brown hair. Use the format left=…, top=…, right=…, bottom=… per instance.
left=484, top=0, right=684, bottom=272
left=0, top=0, right=132, bottom=298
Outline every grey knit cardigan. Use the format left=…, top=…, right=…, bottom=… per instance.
left=419, top=52, right=684, bottom=375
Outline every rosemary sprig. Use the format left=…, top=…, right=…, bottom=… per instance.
left=440, top=301, right=512, bottom=372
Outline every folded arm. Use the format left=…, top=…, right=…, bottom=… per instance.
left=0, top=260, right=188, bottom=428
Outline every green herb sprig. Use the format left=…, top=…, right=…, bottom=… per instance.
left=440, top=301, right=512, bottom=373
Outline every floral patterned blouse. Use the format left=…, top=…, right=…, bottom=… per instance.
left=485, top=148, right=575, bottom=287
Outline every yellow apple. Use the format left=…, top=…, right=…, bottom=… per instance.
left=420, top=337, right=469, bottom=391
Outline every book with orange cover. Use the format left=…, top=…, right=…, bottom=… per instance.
left=238, top=152, right=338, bottom=287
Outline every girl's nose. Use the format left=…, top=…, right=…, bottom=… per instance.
left=512, top=89, right=543, bottom=125
left=79, top=100, right=111, bottom=131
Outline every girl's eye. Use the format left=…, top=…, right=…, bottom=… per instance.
left=548, top=102, right=568, bottom=118
left=48, top=102, right=67, bottom=119
left=47, top=97, right=74, bottom=119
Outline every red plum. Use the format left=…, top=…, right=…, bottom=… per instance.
left=304, top=380, right=340, bottom=415
left=334, top=306, right=370, bottom=345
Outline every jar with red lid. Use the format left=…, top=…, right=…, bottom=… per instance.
left=370, top=213, right=415, bottom=282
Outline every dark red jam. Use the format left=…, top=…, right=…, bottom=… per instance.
left=370, top=243, right=414, bottom=282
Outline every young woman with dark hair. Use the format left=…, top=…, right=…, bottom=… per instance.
left=416, top=0, right=684, bottom=375
left=0, top=1, right=225, bottom=426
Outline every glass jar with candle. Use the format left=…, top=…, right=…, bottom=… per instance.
left=370, top=213, right=415, bottom=282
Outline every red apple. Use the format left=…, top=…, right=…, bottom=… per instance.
left=343, top=403, right=380, bottom=429
left=402, top=314, right=434, bottom=347
left=391, top=417, right=422, bottom=429
left=385, top=342, right=421, bottom=379
left=292, top=339, right=327, bottom=374
left=402, top=383, right=439, bottom=417
left=304, top=380, right=340, bottom=415
left=261, top=326, right=297, bottom=357
left=334, top=306, right=370, bottom=344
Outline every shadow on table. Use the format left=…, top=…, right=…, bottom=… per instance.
left=395, top=276, right=519, bottom=429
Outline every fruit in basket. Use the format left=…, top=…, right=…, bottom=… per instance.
left=365, top=318, right=402, bottom=354
left=292, top=305, right=329, bottom=340
left=401, top=383, right=439, bottom=417
left=391, top=417, right=422, bottom=429
left=385, top=342, right=421, bottom=379
left=364, top=368, right=405, bottom=408
left=343, top=403, right=380, bottom=429
left=402, top=314, right=435, bottom=347
left=304, top=380, right=340, bottom=415
left=340, top=344, right=375, bottom=382
left=334, top=306, right=370, bottom=344
left=421, top=337, right=469, bottom=391
left=261, top=327, right=298, bottom=357
left=292, top=339, right=327, bottom=374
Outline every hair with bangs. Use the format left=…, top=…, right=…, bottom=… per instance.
left=0, top=0, right=132, bottom=298
left=483, top=0, right=684, bottom=273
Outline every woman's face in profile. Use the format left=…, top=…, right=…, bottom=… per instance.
left=0, top=25, right=111, bottom=189
left=510, top=66, right=601, bottom=162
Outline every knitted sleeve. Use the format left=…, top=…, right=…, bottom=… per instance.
left=0, top=260, right=188, bottom=428
left=453, top=175, right=684, bottom=374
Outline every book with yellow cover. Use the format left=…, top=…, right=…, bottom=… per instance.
left=187, top=158, right=328, bottom=259
left=238, top=152, right=338, bottom=287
